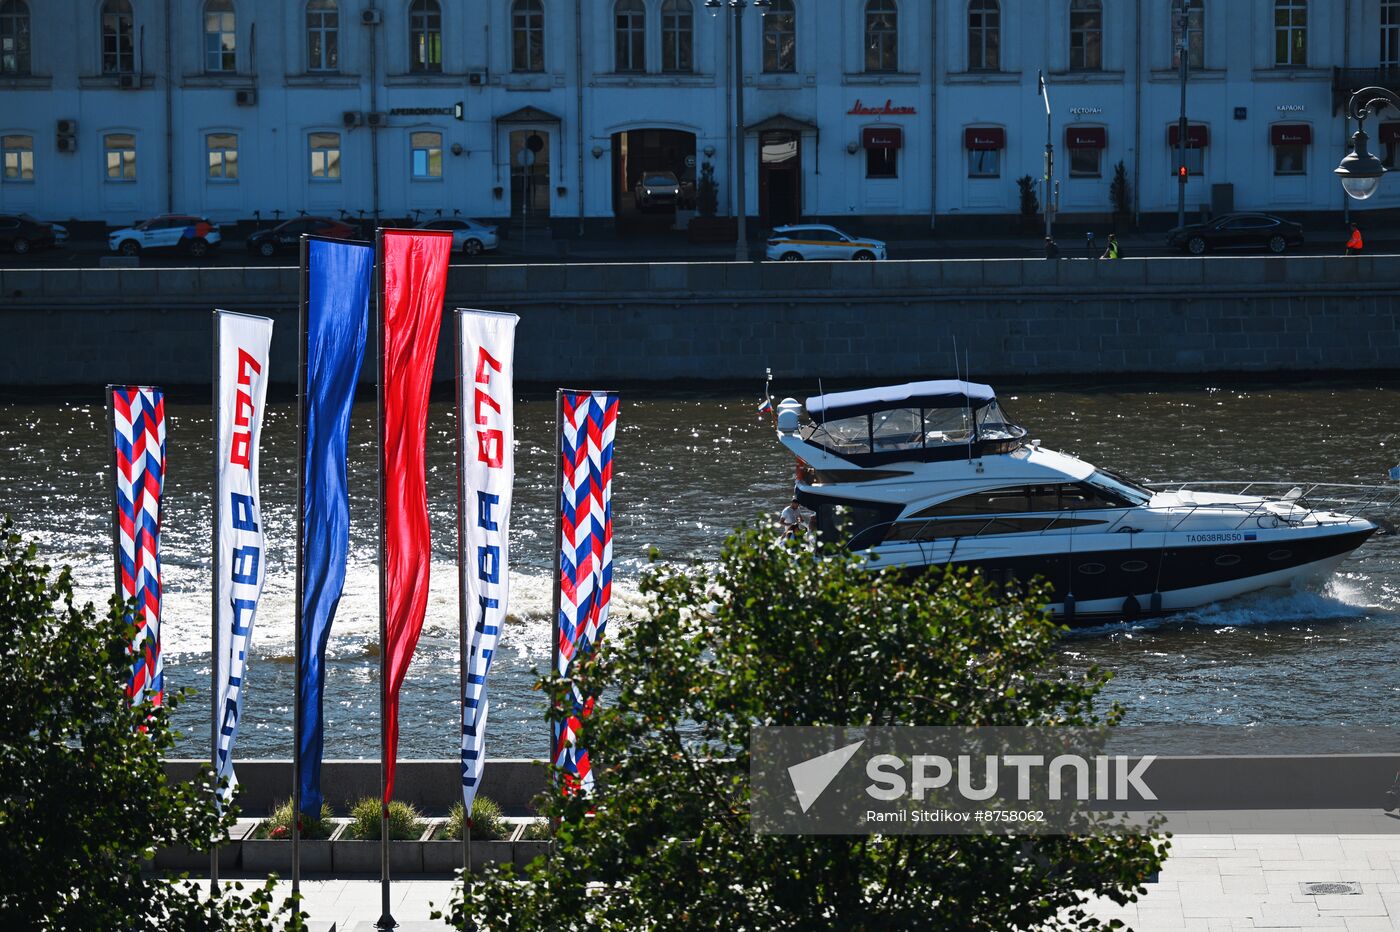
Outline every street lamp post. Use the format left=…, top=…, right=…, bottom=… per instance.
left=1037, top=71, right=1053, bottom=245
left=1335, top=87, right=1400, bottom=200
left=707, top=0, right=769, bottom=261
left=1175, top=1, right=1190, bottom=229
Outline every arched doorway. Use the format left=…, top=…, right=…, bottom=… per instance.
left=610, top=127, right=697, bottom=234
left=509, top=129, right=550, bottom=221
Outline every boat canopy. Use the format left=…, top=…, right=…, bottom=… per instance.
left=806, top=379, right=998, bottom=420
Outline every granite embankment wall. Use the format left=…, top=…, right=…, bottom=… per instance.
left=4, top=256, right=1399, bottom=387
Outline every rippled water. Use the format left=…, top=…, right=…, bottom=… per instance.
left=1, top=383, right=1398, bottom=760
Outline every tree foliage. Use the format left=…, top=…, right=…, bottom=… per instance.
left=440, top=526, right=1169, bottom=931
left=0, top=523, right=304, bottom=930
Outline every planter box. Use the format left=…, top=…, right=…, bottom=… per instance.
left=514, top=838, right=552, bottom=867
left=152, top=820, right=256, bottom=873
left=331, top=824, right=429, bottom=874
left=421, top=836, right=516, bottom=873
left=241, top=822, right=345, bottom=874
left=688, top=216, right=737, bottom=244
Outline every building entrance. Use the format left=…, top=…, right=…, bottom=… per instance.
left=759, top=130, right=801, bottom=227
left=610, top=128, right=697, bottom=233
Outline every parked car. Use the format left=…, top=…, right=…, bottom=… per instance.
left=246, top=216, right=356, bottom=257
left=765, top=224, right=888, bottom=261
left=1166, top=213, right=1304, bottom=255
left=0, top=214, right=57, bottom=254
left=415, top=217, right=499, bottom=256
left=636, top=171, right=681, bottom=209
left=109, top=215, right=221, bottom=257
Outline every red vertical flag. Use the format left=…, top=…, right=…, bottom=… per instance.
left=379, top=228, right=452, bottom=803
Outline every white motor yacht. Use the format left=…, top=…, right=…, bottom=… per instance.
left=773, top=380, right=1386, bottom=626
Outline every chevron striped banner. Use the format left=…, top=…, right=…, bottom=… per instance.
left=110, top=386, right=167, bottom=707
left=552, top=390, right=619, bottom=793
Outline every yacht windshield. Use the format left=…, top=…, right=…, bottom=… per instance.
left=1085, top=469, right=1152, bottom=506
left=975, top=400, right=1024, bottom=440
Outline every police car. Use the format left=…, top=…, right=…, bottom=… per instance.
left=764, top=224, right=887, bottom=262
left=109, top=215, right=222, bottom=257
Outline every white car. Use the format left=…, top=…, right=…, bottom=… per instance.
left=417, top=217, right=499, bottom=256
left=109, top=215, right=221, bottom=257
left=765, top=224, right=887, bottom=262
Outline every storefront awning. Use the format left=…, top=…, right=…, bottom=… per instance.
left=1380, top=122, right=1400, bottom=145
left=1066, top=126, right=1107, bottom=149
left=862, top=127, right=903, bottom=149
left=1167, top=124, right=1209, bottom=148
left=964, top=127, right=1005, bottom=150
left=1270, top=123, right=1311, bottom=145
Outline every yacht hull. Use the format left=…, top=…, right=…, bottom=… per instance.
left=886, top=527, right=1374, bottom=627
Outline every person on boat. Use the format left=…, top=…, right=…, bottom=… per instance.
left=780, top=498, right=810, bottom=539
left=1346, top=223, right=1363, bottom=256
left=1102, top=233, right=1120, bottom=259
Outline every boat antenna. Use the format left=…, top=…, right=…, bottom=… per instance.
left=817, top=378, right=826, bottom=427
left=965, top=347, right=974, bottom=463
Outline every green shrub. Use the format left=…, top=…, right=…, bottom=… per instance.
left=347, top=797, right=424, bottom=841
left=438, top=796, right=507, bottom=841
left=255, top=800, right=334, bottom=840
left=519, top=819, right=552, bottom=841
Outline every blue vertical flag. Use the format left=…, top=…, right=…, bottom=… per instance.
left=298, top=238, right=372, bottom=815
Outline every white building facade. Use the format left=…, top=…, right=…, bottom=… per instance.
left=1, top=0, right=1397, bottom=232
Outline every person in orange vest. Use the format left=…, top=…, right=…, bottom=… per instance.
left=1346, top=223, right=1363, bottom=256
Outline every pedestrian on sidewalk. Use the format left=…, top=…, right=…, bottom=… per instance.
left=1085, top=230, right=1097, bottom=258
left=1345, top=223, right=1364, bottom=256
left=1101, top=233, right=1120, bottom=259
left=1044, top=236, right=1060, bottom=259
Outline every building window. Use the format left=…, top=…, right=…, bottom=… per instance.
left=104, top=132, right=136, bottom=181
left=309, top=131, right=341, bottom=180
left=1384, top=0, right=1400, bottom=70
left=1069, top=0, right=1102, bottom=71
left=1070, top=148, right=1100, bottom=176
left=203, top=0, right=236, bottom=73
left=511, top=0, right=543, bottom=72
left=864, top=0, right=898, bottom=73
left=410, top=131, right=442, bottom=178
left=410, top=0, right=441, bottom=73
left=1171, top=0, right=1203, bottom=69
left=965, top=128, right=1004, bottom=178
left=206, top=132, right=238, bottom=180
left=968, top=148, right=999, bottom=178
left=615, top=0, right=644, bottom=72
left=1274, top=0, right=1306, bottom=66
left=1271, top=124, right=1309, bottom=174
left=1, top=133, right=33, bottom=182
left=968, top=0, right=999, bottom=71
left=1170, top=147, right=1204, bottom=175
left=1382, top=125, right=1400, bottom=167
left=661, top=0, right=693, bottom=73
left=101, top=0, right=135, bottom=75
left=0, top=0, right=31, bottom=76
left=306, top=0, right=338, bottom=73
left=866, top=146, right=897, bottom=178
left=762, top=0, right=795, bottom=73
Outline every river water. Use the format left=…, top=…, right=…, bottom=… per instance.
left=2, top=383, right=1399, bottom=761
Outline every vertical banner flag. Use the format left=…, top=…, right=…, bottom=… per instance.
left=213, top=311, right=273, bottom=795
left=110, top=386, right=168, bottom=707
left=380, top=229, right=452, bottom=803
left=553, top=390, right=619, bottom=793
left=457, top=310, right=519, bottom=811
left=298, top=238, right=372, bottom=814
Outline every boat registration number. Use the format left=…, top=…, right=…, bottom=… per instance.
left=1186, top=532, right=1244, bottom=543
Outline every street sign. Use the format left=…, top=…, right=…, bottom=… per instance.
left=517, top=149, right=536, bottom=167
left=526, top=133, right=544, bottom=153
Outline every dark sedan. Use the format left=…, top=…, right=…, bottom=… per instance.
left=0, top=213, right=57, bottom=255
left=246, top=216, right=356, bottom=257
left=1167, top=213, right=1304, bottom=255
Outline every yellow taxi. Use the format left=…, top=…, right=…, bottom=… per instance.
left=764, top=224, right=887, bottom=262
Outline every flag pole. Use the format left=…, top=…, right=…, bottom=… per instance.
left=453, top=310, right=471, bottom=880
left=293, top=236, right=309, bottom=900
left=550, top=389, right=563, bottom=790
left=374, top=228, right=396, bottom=931
left=210, top=312, right=222, bottom=904
left=107, top=385, right=120, bottom=601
